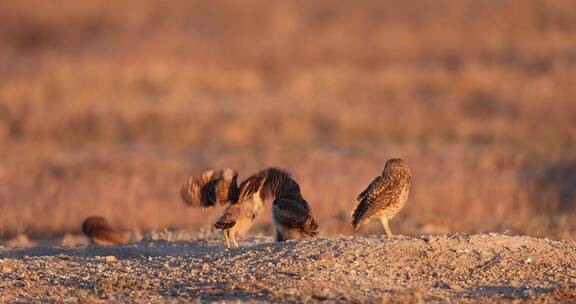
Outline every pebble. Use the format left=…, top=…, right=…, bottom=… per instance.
left=0, top=234, right=574, bottom=302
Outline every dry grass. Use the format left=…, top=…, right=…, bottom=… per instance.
left=0, top=0, right=575, bottom=241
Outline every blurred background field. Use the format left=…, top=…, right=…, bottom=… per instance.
left=0, top=0, right=575, bottom=243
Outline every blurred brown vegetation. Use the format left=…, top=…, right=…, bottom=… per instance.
left=0, top=0, right=575, bottom=241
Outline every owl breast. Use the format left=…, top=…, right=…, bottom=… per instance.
left=379, top=179, right=410, bottom=219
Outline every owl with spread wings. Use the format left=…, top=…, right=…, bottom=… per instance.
left=181, top=167, right=318, bottom=248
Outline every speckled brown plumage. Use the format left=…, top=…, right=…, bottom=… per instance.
left=82, top=216, right=128, bottom=246
left=351, top=158, right=411, bottom=237
left=180, top=169, right=239, bottom=208
left=181, top=167, right=318, bottom=248
left=272, top=178, right=319, bottom=242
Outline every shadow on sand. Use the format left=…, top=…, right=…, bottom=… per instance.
left=0, top=236, right=276, bottom=260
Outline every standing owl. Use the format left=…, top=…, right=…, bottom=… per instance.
left=351, top=158, right=411, bottom=237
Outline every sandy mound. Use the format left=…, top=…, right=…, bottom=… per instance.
left=1, top=233, right=575, bottom=302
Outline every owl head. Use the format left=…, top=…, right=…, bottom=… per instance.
left=382, top=158, right=411, bottom=177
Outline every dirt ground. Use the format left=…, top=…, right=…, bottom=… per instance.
left=1, top=233, right=576, bottom=303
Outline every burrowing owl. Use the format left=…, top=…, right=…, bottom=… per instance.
left=82, top=216, right=128, bottom=246
left=181, top=167, right=318, bottom=247
left=351, top=158, right=411, bottom=237
left=268, top=169, right=318, bottom=241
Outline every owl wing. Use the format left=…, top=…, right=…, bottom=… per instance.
left=357, top=179, right=375, bottom=201
left=180, top=169, right=238, bottom=208
left=237, top=167, right=292, bottom=204
left=237, top=169, right=267, bottom=203
left=273, top=196, right=314, bottom=231
left=351, top=176, right=393, bottom=229
left=215, top=169, right=239, bottom=204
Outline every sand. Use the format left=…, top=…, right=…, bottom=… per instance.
left=1, top=233, right=576, bottom=303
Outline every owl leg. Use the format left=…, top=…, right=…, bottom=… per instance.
left=223, top=230, right=231, bottom=248
left=381, top=217, right=393, bottom=237
left=231, top=231, right=239, bottom=248
left=275, top=229, right=285, bottom=242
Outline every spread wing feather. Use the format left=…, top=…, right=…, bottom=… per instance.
left=180, top=169, right=239, bottom=208
left=182, top=167, right=317, bottom=236
left=238, top=167, right=292, bottom=203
